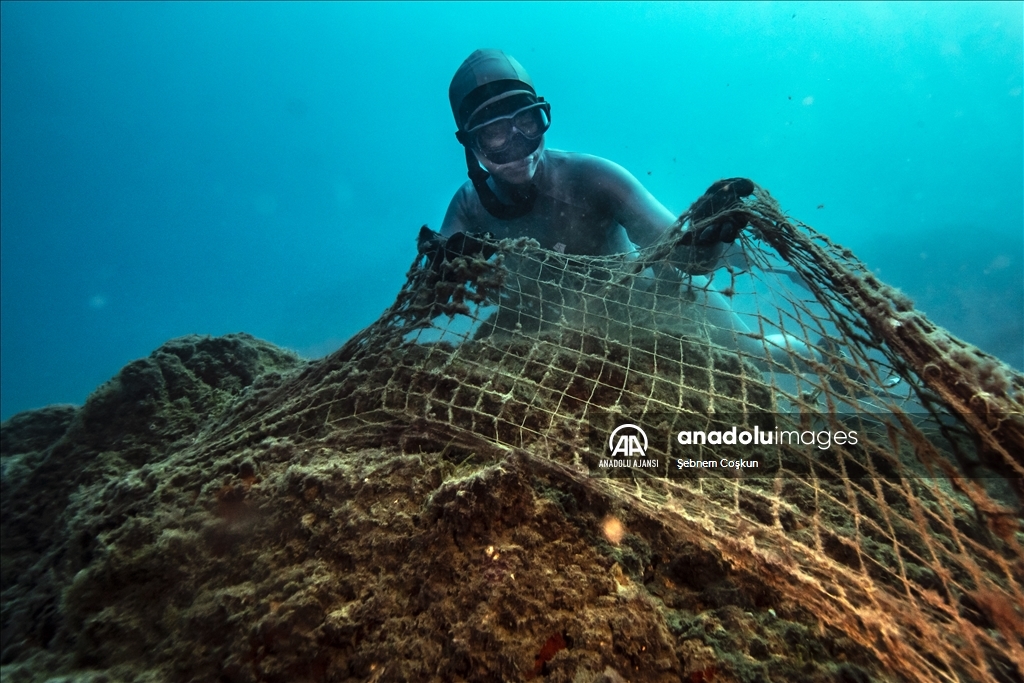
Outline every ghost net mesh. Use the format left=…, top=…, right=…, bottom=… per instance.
left=221, top=186, right=1024, bottom=681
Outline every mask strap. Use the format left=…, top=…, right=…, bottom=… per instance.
left=462, top=146, right=537, bottom=220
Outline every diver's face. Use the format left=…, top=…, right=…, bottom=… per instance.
left=475, top=138, right=544, bottom=186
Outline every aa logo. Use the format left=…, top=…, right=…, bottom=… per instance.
left=608, top=424, right=648, bottom=458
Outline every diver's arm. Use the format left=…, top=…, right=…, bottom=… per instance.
left=583, top=157, right=675, bottom=247
left=440, top=184, right=475, bottom=237
left=612, top=174, right=676, bottom=248
left=588, top=156, right=723, bottom=272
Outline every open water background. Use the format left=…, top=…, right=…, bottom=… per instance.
left=2, top=1, right=1021, bottom=419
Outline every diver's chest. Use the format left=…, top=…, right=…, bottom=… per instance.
left=527, top=203, right=614, bottom=255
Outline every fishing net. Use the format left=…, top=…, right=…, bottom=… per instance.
left=214, top=185, right=1023, bottom=681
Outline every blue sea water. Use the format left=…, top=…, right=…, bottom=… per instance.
left=1, top=1, right=1021, bottom=421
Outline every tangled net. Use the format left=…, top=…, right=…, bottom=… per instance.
left=215, top=185, right=1023, bottom=681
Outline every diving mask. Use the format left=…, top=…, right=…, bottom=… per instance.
left=463, top=101, right=551, bottom=163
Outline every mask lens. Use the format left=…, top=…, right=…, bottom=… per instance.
left=513, top=107, right=547, bottom=139
left=475, top=119, right=513, bottom=153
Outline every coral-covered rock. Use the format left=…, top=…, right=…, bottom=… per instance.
left=1, top=333, right=305, bottom=676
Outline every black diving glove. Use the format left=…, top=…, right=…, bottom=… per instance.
left=681, top=178, right=756, bottom=246
left=417, top=226, right=497, bottom=272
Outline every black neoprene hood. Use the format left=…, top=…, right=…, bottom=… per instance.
left=449, top=49, right=536, bottom=131
left=448, top=49, right=545, bottom=221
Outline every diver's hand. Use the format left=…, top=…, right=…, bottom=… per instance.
left=417, top=226, right=497, bottom=272
left=683, top=214, right=747, bottom=246
left=681, top=178, right=755, bottom=246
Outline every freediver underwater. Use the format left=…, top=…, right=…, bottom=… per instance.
left=425, top=48, right=866, bottom=387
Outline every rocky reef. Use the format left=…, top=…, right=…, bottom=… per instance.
left=2, top=333, right=896, bottom=682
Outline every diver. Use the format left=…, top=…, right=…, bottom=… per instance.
left=440, top=48, right=740, bottom=269
left=434, top=49, right=832, bottom=378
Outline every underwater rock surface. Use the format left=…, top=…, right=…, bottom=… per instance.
left=2, top=333, right=889, bottom=682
